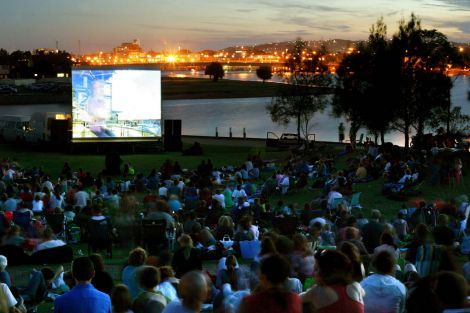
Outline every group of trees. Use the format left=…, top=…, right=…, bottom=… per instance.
left=0, top=49, right=72, bottom=79
left=267, top=38, right=333, bottom=142
left=334, top=14, right=462, bottom=148
left=268, top=14, right=466, bottom=149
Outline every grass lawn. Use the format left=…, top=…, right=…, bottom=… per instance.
left=2, top=140, right=468, bottom=219
left=0, top=142, right=289, bottom=179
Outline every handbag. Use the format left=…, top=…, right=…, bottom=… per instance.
left=220, top=235, right=234, bottom=249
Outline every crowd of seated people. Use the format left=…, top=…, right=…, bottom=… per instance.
left=0, top=141, right=466, bottom=312
left=28, top=195, right=468, bottom=313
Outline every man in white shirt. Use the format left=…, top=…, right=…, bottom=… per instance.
left=74, top=187, right=90, bottom=209
left=327, top=187, right=343, bottom=210
left=0, top=283, right=17, bottom=310
left=4, top=168, right=15, bottom=182
left=279, top=175, right=290, bottom=195
left=177, top=179, right=185, bottom=190
left=212, top=189, right=225, bottom=209
left=35, top=228, right=66, bottom=252
left=232, top=185, right=247, bottom=202
left=361, top=251, right=406, bottom=313
left=245, top=159, right=254, bottom=172
left=41, top=177, right=54, bottom=192
left=158, top=183, right=168, bottom=198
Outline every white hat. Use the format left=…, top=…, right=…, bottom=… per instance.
left=0, top=255, right=7, bottom=269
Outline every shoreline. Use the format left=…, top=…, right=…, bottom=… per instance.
left=181, top=135, right=348, bottom=147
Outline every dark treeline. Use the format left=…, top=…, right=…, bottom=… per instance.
left=0, top=49, right=72, bottom=79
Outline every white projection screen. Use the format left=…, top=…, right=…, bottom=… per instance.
left=72, top=67, right=161, bottom=139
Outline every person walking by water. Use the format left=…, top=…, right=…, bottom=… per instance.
left=338, top=123, right=345, bottom=143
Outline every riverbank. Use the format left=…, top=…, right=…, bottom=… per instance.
left=162, top=77, right=280, bottom=99
left=0, top=77, right=281, bottom=105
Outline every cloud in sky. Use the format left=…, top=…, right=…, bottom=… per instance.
left=0, top=0, right=468, bottom=52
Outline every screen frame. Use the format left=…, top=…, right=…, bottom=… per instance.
left=71, top=64, right=162, bottom=142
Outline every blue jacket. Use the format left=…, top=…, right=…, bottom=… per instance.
left=54, top=283, right=111, bottom=313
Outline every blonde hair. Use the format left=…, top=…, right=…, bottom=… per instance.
left=178, top=234, right=193, bottom=260
left=218, top=216, right=234, bottom=229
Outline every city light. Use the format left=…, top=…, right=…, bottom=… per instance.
left=72, top=39, right=466, bottom=75
left=166, top=55, right=177, bottom=63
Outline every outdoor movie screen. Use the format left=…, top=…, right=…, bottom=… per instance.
left=72, top=68, right=161, bottom=139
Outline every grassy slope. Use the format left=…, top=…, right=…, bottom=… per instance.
left=3, top=142, right=468, bottom=218
left=0, top=143, right=288, bottom=177
left=3, top=143, right=468, bottom=312
left=162, top=77, right=280, bottom=100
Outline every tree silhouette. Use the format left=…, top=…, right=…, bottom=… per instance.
left=391, top=14, right=457, bottom=147
left=285, top=38, right=307, bottom=73
left=204, top=62, right=224, bottom=82
left=9, top=50, right=32, bottom=78
left=334, top=15, right=458, bottom=148
left=267, top=73, right=332, bottom=144
left=0, top=49, right=8, bottom=65
left=256, top=66, right=273, bottom=83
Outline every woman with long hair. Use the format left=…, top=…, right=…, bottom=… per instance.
left=339, top=241, right=365, bottom=282
left=214, top=215, right=234, bottom=240
left=171, top=234, right=202, bottom=278
left=290, top=234, right=315, bottom=283
left=301, top=250, right=364, bottom=313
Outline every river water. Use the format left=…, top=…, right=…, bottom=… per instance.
left=0, top=72, right=468, bottom=146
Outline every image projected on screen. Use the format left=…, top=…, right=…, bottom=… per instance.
left=72, top=69, right=161, bottom=139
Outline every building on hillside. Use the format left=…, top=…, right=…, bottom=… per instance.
left=33, top=48, right=59, bottom=55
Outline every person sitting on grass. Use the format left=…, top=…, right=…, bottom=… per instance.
left=290, top=234, right=315, bottom=283
left=111, top=284, right=133, bottom=313
left=2, top=226, right=25, bottom=247
left=0, top=281, right=19, bottom=313
left=239, top=254, right=301, bottom=313
left=233, top=216, right=255, bottom=242
left=361, top=251, right=406, bottom=313
left=215, top=255, right=240, bottom=291
left=133, top=266, right=168, bottom=313
left=90, top=254, right=114, bottom=296
left=301, top=250, right=364, bottom=313
left=34, top=228, right=65, bottom=252
left=54, top=256, right=111, bottom=313
left=156, top=266, right=179, bottom=303
left=162, top=271, right=208, bottom=313
left=172, top=235, right=202, bottom=279
left=0, top=256, right=10, bottom=288
left=122, top=247, right=148, bottom=300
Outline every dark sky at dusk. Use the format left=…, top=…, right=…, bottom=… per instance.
left=1, top=0, right=468, bottom=53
